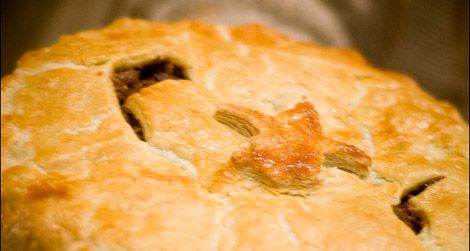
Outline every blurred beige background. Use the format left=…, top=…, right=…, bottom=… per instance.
left=2, top=0, right=468, bottom=120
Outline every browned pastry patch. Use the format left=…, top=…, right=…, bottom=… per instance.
left=215, top=102, right=371, bottom=194
left=27, top=179, right=70, bottom=200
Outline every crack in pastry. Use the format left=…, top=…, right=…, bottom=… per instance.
left=393, top=176, right=445, bottom=234
left=215, top=102, right=371, bottom=195
left=122, top=107, right=145, bottom=141
left=112, top=58, right=188, bottom=105
left=111, top=58, right=188, bottom=140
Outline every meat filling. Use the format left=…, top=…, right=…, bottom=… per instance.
left=393, top=176, right=444, bottom=234
left=111, top=59, right=188, bottom=140
left=112, top=59, right=187, bottom=105
left=393, top=203, right=426, bottom=234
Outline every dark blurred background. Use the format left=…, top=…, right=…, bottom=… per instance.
left=2, top=0, right=468, bottom=120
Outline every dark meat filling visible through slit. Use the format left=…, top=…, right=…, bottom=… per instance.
left=393, top=176, right=444, bottom=234
left=111, top=59, right=188, bottom=140
left=112, top=59, right=187, bottom=105
left=122, top=107, right=145, bottom=141
left=393, top=203, right=426, bottom=234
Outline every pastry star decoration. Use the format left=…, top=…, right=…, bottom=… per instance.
left=215, top=102, right=371, bottom=194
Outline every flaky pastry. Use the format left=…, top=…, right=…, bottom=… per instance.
left=1, top=18, right=468, bottom=251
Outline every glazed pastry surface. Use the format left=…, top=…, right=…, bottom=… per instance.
left=1, top=18, right=468, bottom=251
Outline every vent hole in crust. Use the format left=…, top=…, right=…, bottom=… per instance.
left=123, top=108, right=144, bottom=141
left=393, top=176, right=444, bottom=234
left=112, top=58, right=188, bottom=105
left=111, top=58, right=188, bottom=141
left=393, top=203, right=426, bottom=234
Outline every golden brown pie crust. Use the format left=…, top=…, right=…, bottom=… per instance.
left=1, top=18, right=468, bottom=250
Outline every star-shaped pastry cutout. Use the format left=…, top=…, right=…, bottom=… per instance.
left=215, top=102, right=371, bottom=194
